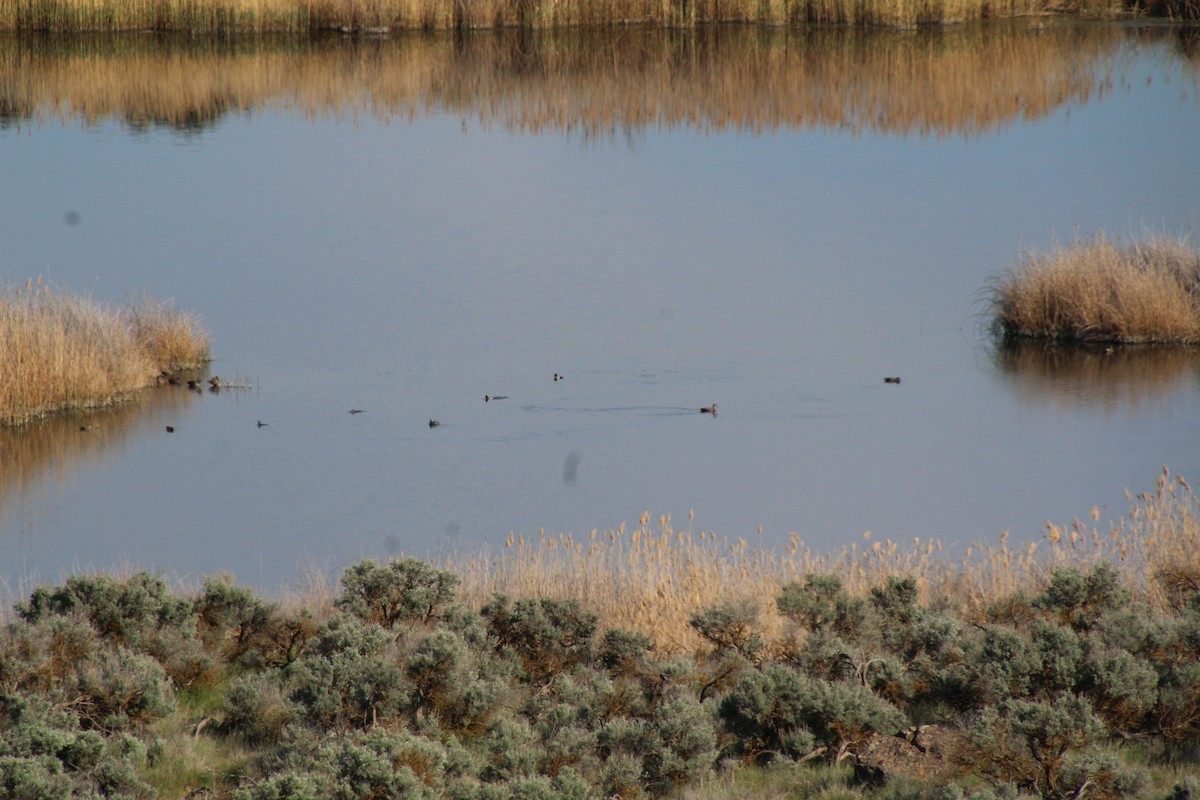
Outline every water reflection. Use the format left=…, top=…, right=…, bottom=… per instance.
left=994, top=339, right=1200, bottom=413
left=2, top=22, right=1192, bottom=138
left=0, top=387, right=201, bottom=525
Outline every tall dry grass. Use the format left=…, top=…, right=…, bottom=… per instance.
left=441, top=469, right=1200, bottom=653
left=0, top=280, right=210, bottom=425
left=992, top=232, right=1200, bottom=344
left=0, top=0, right=1133, bottom=35
left=0, top=25, right=1147, bottom=139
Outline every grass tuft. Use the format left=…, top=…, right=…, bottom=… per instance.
left=0, top=281, right=210, bottom=426
left=992, top=232, right=1200, bottom=345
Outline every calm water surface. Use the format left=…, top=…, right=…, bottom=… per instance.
left=2, top=24, right=1199, bottom=593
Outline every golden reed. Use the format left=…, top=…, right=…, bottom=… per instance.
left=0, top=0, right=1133, bottom=36
left=0, top=25, right=1155, bottom=139
left=0, top=281, right=210, bottom=425
left=440, top=469, right=1200, bottom=653
left=993, top=232, right=1200, bottom=345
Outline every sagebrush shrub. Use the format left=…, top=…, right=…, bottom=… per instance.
left=1034, top=562, right=1131, bottom=633
left=288, top=616, right=404, bottom=730
left=481, top=595, right=598, bottom=685
left=404, top=628, right=503, bottom=733
left=338, top=558, right=460, bottom=628
left=689, top=601, right=765, bottom=659
left=718, top=664, right=905, bottom=764
left=966, top=693, right=1108, bottom=796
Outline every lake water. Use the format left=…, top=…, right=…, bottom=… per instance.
left=2, top=23, right=1199, bottom=595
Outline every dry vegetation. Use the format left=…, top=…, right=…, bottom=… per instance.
left=993, top=232, right=1200, bottom=345
left=440, top=468, right=1200, bottom=654
left=0, top=0, right=1138, bottom=38
left=0, top=280, right=210, bottom=426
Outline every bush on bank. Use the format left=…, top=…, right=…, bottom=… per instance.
left=2, top=547, right=1199, bottom=799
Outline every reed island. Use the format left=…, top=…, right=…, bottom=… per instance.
left=992, top=233, right=1200, bottom=345
left=0, top=280, right=210, bottom=426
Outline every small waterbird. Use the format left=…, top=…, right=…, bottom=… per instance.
left=257, top=420, right=268, bottom=428
left=165, top=426, right=175, bottom=433
left=700, top=404, right=717, bottom=414
left=208, top=376, right=222, bottom=389
left=429, top=419, right=441, bottom=428
left=349, top=409, right=365, bottom=414
left=884, top=377, right=902, bottom=384
left=485, top=395, right=509, bottom=402
left=554, top=373, right=564, bottom=382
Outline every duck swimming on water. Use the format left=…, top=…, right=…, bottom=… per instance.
left=700, top=404, right=717, bottom=414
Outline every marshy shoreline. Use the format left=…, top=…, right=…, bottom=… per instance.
left=1, top=470, right=1198, bottom=799
left=1, top=0, right=1196, bottom=34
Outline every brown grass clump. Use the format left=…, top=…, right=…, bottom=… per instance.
left=126, top=294, right=211, bottom=373
left=992, top=232, right=1200, bottom=344
left=443, top=469, right=1200, bottom=653
left=0, top=280, right=210, bottom=425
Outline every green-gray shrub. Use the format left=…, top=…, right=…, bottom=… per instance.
left=195, top=574, right=297, bottom=668
left=1030, top=620, right=1084, bottom=696
left=645, top=689, right=717, bottom=791
left=288, top=616, right=404, bottom=730
left=73, top=646, right=176, bottom=732
left=232, top=771, right=323, bottom=800
left=481, top=716, right=540, bottom=782
left=1034, top=562, right=1131, bottom=633
left=0, top=614, right=97, bottom=695
left=776, top=574, right=869, bottom=637
left=17, top=572, right=193, bottom=644
left=966, top=626, right=1042, bottom=704
left=338, top=558, right=460, bottom=628
left=15, top=572, right=209, bottom=686
left=480, top=595, right=597, bottom=685
left=0, top=692, right=152, bottom=799
left=598, top=628, right=654, bottom=677
left=221, top=673, right=294, bottom=745
left=689, top=601, right=764, bottom=659
left=717, top=664, right=906, bottom=763
left=404, top=628, right=503, bottom=733
left=966, top=693, right=1108, bottom=796
left=1080, top=646, right=1158, bottom=735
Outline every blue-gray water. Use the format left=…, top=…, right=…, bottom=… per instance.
left=2, top=24, right=1199, bottom=594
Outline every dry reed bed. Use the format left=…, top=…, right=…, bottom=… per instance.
left=0, top=25, right=1141, bottom=138
left=993, top=232, right=1200, bottom=344
left=0, top=280, right=210, bottom=425
left=0, top=0, right=1134, bottom=33
left=441, top=469, right=1200, bottom=653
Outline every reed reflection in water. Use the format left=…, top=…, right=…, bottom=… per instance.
left=3, top=22, right=1190, bottom=139
left=0, top=387, right=200, bottom=546
left=994, top=340, right=1200, bottom=414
